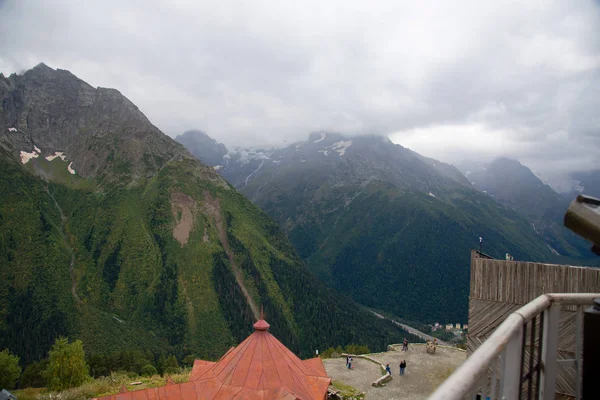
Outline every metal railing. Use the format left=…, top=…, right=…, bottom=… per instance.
left=429, top=293, right=600, bottom=400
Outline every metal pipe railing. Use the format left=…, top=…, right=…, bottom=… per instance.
left=429, top=293, right=600, bottom=400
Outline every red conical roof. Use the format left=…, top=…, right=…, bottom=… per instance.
left=92, top=317, right=330, bottom=400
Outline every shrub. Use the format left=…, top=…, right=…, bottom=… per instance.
left=20, top=359, right=48, bottom=388
left=140, top=364, right=158, bottom=376
left=0, top=349, right=21, bottom=390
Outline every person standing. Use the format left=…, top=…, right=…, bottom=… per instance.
left=400, top=360, right=406, bottom=375
left=402, top=338, right=409, bottom=351
left=348, top=356, right=353, bottom=369
left=385, top=364, right=391, bottom=375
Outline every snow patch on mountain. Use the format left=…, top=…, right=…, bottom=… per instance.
left=46, top=152, right=67, bottom=161
left=213, top=165, right=222, bottom=171
left=229, top=147, right=272, bottom=166
left=7, top=127, right=17, bottom=132
left=244, top=160, right=265, bottom=186
left=428, top=192, right=436, bottom=198
left=20, top=150, right=39, bottom=164
left=313, top=133, right=326, bottom=143
left=318, top=149, right=329, bottom=156
left=34, top=145, right=41, bottom=154
left=331, top=140, right=352, bottom=156
left=531, top=222, right=540, bottom=234
left=67, top=162, right=76, bottom=175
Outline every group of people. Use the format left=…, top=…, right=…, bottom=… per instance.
left=348, top=338, right=410, bottom=375
left=385, top=360, right=407, bottom=376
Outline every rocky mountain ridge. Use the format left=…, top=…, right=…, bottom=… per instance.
left=1, top=63, right=187, bottom=184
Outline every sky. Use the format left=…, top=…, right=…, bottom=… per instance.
left=1, top=0, right=599, bottom=190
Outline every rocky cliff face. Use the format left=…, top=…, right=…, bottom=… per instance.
left=0, top=63, right=186, bottom=182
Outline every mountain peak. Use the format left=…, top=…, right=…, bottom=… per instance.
left=491, top=157, right=521, bottom=166
left=33, top=62, right=53, bottom=71
left=486, top=157, right=542, bottom=185
left=1, top=64, right=186, bottom=182
left=175, top=130, right=228, bottom=166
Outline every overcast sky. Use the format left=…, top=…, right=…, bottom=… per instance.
left=1, top=0, right=599, bottom=190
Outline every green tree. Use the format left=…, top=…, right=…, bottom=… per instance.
left=45, top=338, right=90, bottom=391
left=0, top=349, right=21, bottom=390
left=182, top=354, right=197, bottom=367
left=163, top=355, right=179, bottom=375
left=140, top=364, right=158, bottom=376
left=21, top=359, right=48, bottom=388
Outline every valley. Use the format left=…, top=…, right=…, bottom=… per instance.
left=177, top=130, right=598, bottom=325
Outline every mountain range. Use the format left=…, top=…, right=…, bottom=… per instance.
left=0, top=64, right=413, bottom=368
left=177, top=131, right=598, bottom=324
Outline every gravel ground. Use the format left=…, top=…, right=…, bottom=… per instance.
left=323, top=345, right=466, bottom=400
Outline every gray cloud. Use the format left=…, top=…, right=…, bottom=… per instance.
left=1, top=0, right=599, bottom=189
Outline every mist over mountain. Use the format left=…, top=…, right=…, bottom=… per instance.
left=179, top=131, right=598, bottom=324
left=0, top=65, right=413, bottom=368
left=570, top=170, right=600, bottom=199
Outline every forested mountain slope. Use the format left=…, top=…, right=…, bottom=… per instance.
left=190, top=132, right=596, bottom=324
left=0, top=64, right=412, bottom=368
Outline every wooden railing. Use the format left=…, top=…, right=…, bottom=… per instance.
left=429, top=293, right=599, bottom=400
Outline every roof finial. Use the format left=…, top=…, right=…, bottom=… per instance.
left=253, top=306, right=270, bottom=331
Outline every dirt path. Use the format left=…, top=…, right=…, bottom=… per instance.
left=204, top=192, right=259, bottom=320
left=324, top=346, right=465, bottom=400
left=369, top=311, right=450, bottom=346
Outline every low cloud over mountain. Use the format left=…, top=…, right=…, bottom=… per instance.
left=1, top=0, right=598, bottom=189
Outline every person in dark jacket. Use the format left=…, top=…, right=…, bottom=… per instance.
left=400, top=360, right=406, bottom=375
